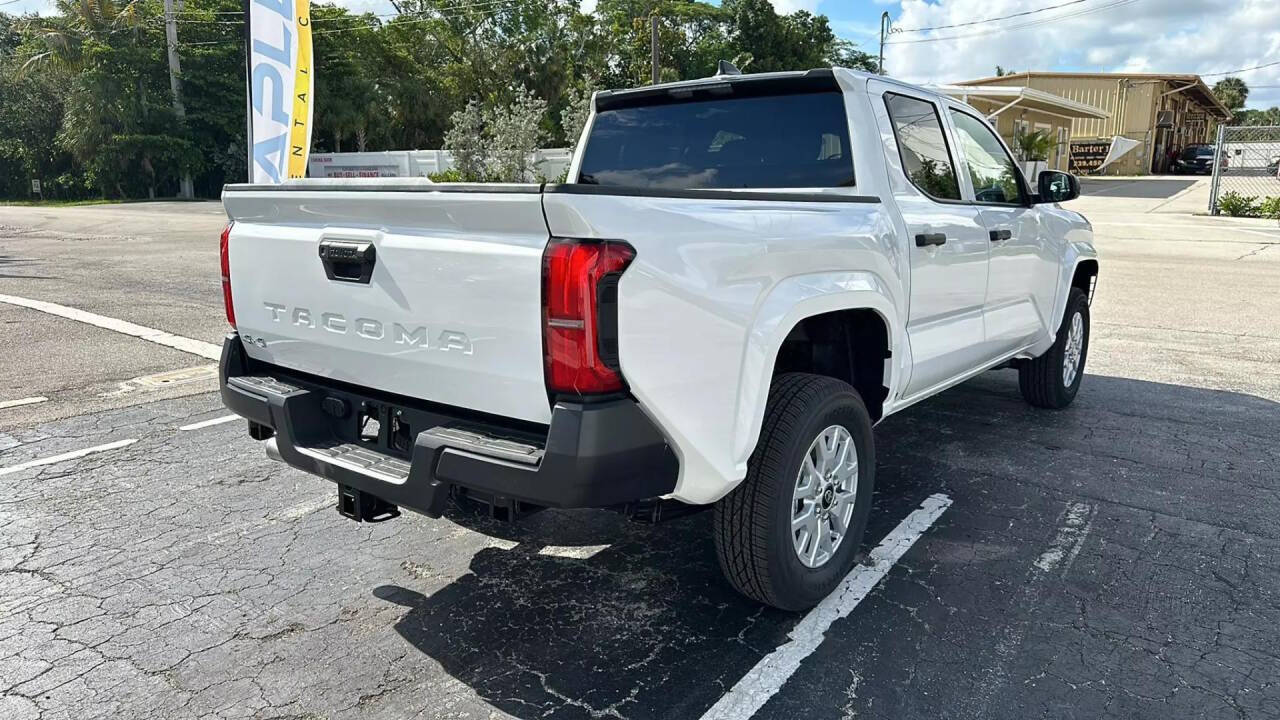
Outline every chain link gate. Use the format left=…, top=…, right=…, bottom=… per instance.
left=1208, top=125, right=1280, bottom=214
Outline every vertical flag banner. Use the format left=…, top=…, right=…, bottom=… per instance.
left=246, top=0, right=313, bottom=183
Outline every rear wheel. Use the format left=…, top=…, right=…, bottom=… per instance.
left=713, top=373, right=875, bottom=611
left=1019, top=287, right=1090, bottom=409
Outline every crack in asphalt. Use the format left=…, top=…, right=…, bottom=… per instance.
left=2, top=372, right=1279, bottom=719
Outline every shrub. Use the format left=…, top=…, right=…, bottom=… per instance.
left=486, top=87, right=547, bottom=183
left=560, top=83, right=594, bottom=157
left=1259, top=196, right=1280, bottom=220
left=442, top=100, right=488, bottom=182
left=1217, top=191, right=1261, bottom=217
left=441, top=87, right=548, bottom=183
left=427, top=168, right=466, bottom=183
left=1015, top=129, right=1056, bottom=162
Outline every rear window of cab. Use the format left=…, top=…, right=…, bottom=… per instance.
left=577, top=91, right=854, bottom=190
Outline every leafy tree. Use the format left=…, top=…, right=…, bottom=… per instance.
left=487, top=86, right=547, bottom=181
left=561, top=82, right=595, bottom=155
left=0, top=0, right=878, bottom=197
left=1213, top=77, right=1249, bottom=112
left=1234, top=107, right=1280, bottom=126
left=1015, top=129, right=1056, bottom=162
left=442, top=100, right=488, bottom=181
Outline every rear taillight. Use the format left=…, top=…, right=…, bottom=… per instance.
left=542, top=238, right=635, bottom=396
left=220, top=223, right=235, bottom=328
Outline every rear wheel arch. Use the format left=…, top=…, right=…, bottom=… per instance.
left=771, top=308, right=892, bottom=423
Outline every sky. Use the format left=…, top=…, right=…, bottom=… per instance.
left=5, top=0, right=1278, bottom=109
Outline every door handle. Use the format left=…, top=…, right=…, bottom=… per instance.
left=989, top=229, right=1013, bottom=242
left=318, top=240, right=377, bottom=284
left=915, top=233, right=947, bottom=247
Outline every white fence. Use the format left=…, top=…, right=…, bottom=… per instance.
left=307, top=149, right=573, bottom=181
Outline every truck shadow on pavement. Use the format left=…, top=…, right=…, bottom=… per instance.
left=370, top=371, right=1280, bottom=720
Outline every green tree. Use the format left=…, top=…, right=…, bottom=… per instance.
left=1213, top=77, right=1249, bottom=112
left=21, top=0, right=201, bottom=198
left=1235, top=107, right=1280, bottom=126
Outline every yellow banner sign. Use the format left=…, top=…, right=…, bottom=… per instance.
left=248, top=0, right=314, bottom=183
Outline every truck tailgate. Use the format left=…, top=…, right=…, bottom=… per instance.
left=222, top=183, right=552, bottom=425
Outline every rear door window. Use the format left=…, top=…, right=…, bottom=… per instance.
left=577, top=91, right=854, bottom=189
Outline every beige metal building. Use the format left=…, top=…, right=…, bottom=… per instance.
left=931, top=84, right=1110, bottom=172
left=957, top=72, right=1233, bottom=175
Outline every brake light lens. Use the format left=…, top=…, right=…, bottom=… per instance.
left=542, top=238, right=634, bottom=395
left=220, top=223, right=235, bottom=328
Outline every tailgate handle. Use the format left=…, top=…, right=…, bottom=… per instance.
left=318, top=240, right=376, bottom=284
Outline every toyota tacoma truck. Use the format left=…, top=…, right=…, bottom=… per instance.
left=218, top=67, right=1098, bottom=610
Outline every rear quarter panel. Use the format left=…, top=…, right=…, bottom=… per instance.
left=543, top=190, right=904, bottom=504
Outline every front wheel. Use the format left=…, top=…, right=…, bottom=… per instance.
left=713, top=373, right=875, bottom=611
left=1019, top=286, right=1090, bottom=408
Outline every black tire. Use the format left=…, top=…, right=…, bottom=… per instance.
left=713, top=373, right=875, bottom=611
left=1019, top=286, right=1090, bottom=409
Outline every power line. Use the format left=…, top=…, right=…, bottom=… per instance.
left=886, top=0, right=1142, bottom=45
left=893, top=0, right=1092, bottom=33
left=1200, top=60, right=1280, bottom=78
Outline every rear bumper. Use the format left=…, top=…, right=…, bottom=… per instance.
left=218, top=334, right=679, bottom=517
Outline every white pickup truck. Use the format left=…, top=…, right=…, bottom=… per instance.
left=219, top=67, right=1097, bottom=610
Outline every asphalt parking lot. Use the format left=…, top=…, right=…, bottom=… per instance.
left=2, top=180, right=1279, bottom=719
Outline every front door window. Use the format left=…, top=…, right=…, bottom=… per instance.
left=949, top=110, right=1025, bottom=205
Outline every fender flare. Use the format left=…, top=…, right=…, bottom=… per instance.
left=730, top=270, right=903, bottom=474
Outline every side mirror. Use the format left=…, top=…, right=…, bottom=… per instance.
left=1037, top=170, right=1079, bottom=203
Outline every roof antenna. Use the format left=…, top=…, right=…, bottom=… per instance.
left=716, top=60, right=741, bottom=76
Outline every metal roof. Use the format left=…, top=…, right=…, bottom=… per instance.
left=958, top=71, right=1232, bottom=120
left=930, top=84, right=1111, bottom=120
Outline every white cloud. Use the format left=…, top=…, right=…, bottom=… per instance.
left=880, top=0, right=1280, bottom=109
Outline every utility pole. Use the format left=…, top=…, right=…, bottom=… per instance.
left=650, top=15, right=659, bottom=85
left=163, top=0, right=195, bottom=199
left=878, top=11, right=891, bottom=76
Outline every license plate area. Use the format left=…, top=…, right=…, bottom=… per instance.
left=355, top=401, right=415, bottom=457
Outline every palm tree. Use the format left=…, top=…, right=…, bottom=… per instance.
left=21, top=0, right=179, bottom=198
left=1212, top=77, right=1249, bottom=113
left=1015, top=129, right=1056, bottom=162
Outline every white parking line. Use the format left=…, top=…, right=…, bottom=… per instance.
left=1033, top=502, right=1096, bottom=574
left=0, top=396, right=48, bottom=411
left=0, top=294, right=221, bottom=360
left=538, top=544, right=610, bottom=559
left=0, top=439, right=138, bottom=477
left=179, top=414, right=239, bottom=431
left=700, top=493, right=953, bottom=720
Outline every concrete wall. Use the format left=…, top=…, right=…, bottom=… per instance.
left=306, top=149, right=573, bottom=181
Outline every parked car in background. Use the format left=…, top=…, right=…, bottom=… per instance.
left=218, top=67, right=1099, bottom=611
left=1171, top=144, right=1226, bottom=174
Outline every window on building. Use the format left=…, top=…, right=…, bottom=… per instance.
left=883, top=93, right=961, bottom=201
left=949, top=109, right=1025, bottom=205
